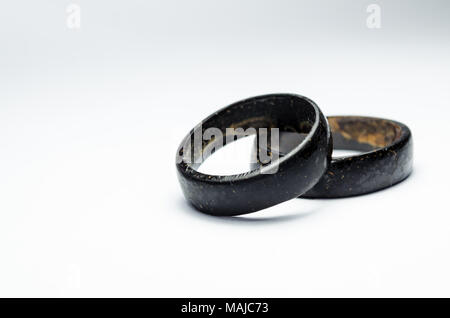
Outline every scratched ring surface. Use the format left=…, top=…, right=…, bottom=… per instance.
left=253, top=116, right=413, bottom=198
left=176, top=93, right=332, bottom=216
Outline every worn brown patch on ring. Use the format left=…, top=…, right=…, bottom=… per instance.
left=328, top=116, right=401, bottom=148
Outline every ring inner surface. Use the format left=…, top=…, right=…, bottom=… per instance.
left=272, top=116, right=402, bottom=157
left=328, top=116, right=402, bottom=152
left=181, top=95, right=317, bottom=171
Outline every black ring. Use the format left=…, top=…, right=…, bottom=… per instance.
left=252, top=116, right=413, bottom=198
left=176, top=93, right=332, bottom=216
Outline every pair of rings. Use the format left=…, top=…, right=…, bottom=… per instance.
left=176, top=94, right=413, bottom=216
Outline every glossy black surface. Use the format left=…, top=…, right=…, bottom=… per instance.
left=176, top=94, right=332, bottom=216
left=252, top=116, right=413, bottom=198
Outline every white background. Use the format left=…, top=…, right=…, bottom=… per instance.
left=0, top=0, right=449, bottom=297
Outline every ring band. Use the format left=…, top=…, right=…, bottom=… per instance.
left=176, top=94, right=332, bottom=216
left=252, top=116, right=413, bottom=198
